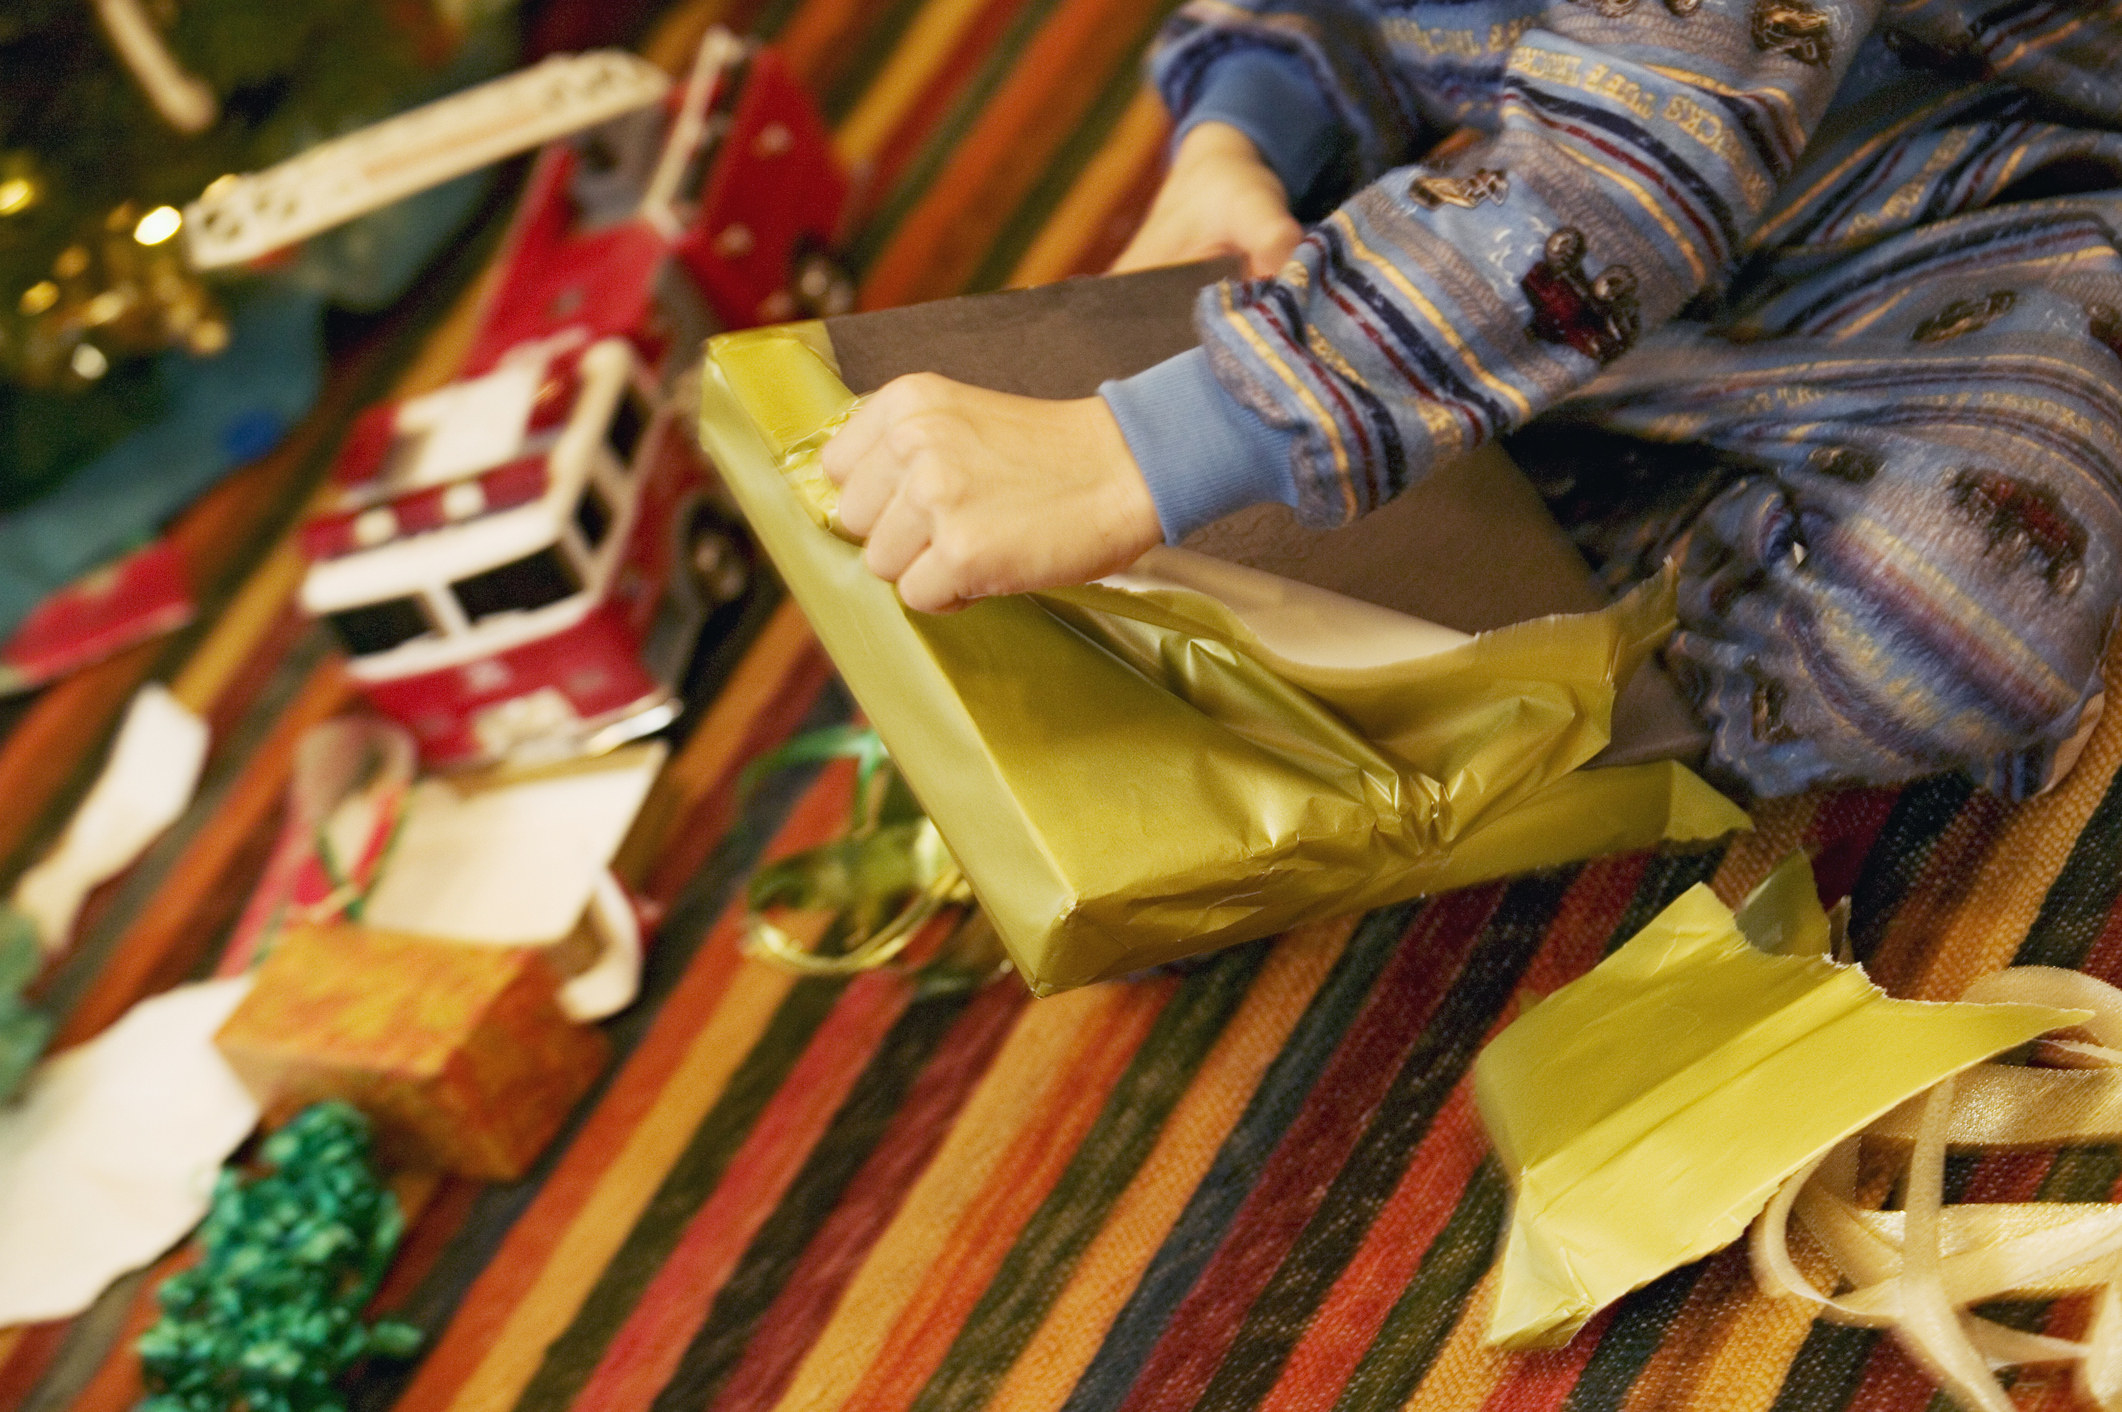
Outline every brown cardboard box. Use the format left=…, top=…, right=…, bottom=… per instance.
left=215, top=927, right=607, bottom=1180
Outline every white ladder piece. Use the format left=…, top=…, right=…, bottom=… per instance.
left=184, top=50, right=673, bottom=270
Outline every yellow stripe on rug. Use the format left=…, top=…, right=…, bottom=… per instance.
left=768, top=982, right=1138, bottom=1412
left=1007, top=87, right=1167, bottom=288
left=446, top=957, right=801, bottom=1412
left=984, top=918, right=1356, bottom=1412
left=1910, top=637, right=2122, bottom=1000
left=835, top=0, right=994, bottom=164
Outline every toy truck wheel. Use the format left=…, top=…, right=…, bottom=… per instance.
left=792, top=248, right=856, bottom=317
left=687, top=505, right=752, bottom=606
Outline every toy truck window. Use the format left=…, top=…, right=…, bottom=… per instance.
left=325, top=596, right=434, bottom=657
left=605, top=393, right=648, bottom=472
left=452, top=546, right=583, bottom=622
left=568, top=108, right=665, bottom=230
left=575, top=482, right=614, bottom=549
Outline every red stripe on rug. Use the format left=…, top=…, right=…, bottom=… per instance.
left=0, top=1321, right=75, bottom=1409
left=569, top=969, right=917, bottom=1412
left=1115, top=887, right=1505, bottom=1412
left=1264, top=1083, right=1492, bottom=1412
left=389, top=763, right=859, bottom=1412
left=1258, top=858, right=1650, bottom=1410
left=1478, top=1306, right=1616, bottom=1412
left=706, top=977, right=1030, bottom=1412
left=51, top=660, right=356, bottom=1049
left=373, top=1177, right=485, bottom=1314
left=2071, top=889, right=2122, bottom=986
left=1060, top=139, right=1167, bottom=278
left=1803, top=788, right=1901, bottom=908
left=842, top=976, right=1179, bottom=1412
left=1845, top=1335, right=1957, bottom=1412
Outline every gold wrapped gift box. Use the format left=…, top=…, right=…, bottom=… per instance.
left=698, top=281, right=1749, bottom=994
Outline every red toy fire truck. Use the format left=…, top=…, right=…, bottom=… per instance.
left=299, top=336, right=745, bottom=766
left=194, top=32, right=849, bottom=766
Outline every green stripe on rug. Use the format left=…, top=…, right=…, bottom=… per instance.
left=1203, top=870, right=1579, bottom=1411
left=846, top=0, right=1074, bottom=271
left=510, top=974, right=850, bottom=1412
left=1601, top=849, right=1725, bottom=956
left=2015, top=769, right=2122, bottom=969
left=1331, top=1161, right=1508, bottom=1412
left=1847, top=775, right=1978, bottom=965
left=648, top=981, right=982, bottom=1412
left=1560, top=1261, right=1709, bottom=1412
left=961, top=0, right=1174, bottom=292
left=908, top=939, right=1274, bottom=1412
left=1763, top=1323, right=1880, bottom=1412
left=821, top=0, right=936, bottom=123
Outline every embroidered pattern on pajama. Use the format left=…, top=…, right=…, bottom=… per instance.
left=1141, top=0, right=2122, bottom=796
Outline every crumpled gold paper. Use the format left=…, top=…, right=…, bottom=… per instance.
left=698, top=324, right=1750, bottom=994
left=1474, top=859, right=2086, bottom=1350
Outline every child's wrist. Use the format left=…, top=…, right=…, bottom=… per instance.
left=1174, top=121, right=1273, bottom=174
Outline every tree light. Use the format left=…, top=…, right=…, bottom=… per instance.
left=133, top=205, right=183, bottom=246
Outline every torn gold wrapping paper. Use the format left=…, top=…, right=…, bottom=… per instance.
left=698, top=324, right=1750, bottom=994
left=1474, top=871, right=2086, bottom=1351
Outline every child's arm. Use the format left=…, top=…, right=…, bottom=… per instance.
left=829, top=0, right=1880, bottom=611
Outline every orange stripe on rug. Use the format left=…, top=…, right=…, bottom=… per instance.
left=766, top=980, right=1165, bottom=1412
left=52, top=659, right=355, bottom=1050
left=841, top=977, right=1177, bottom=1412
left=1006, top=87, right=1167, bottom=289
left=985, top=918, right=1355, bottom=1412
left=568, top=970, right=917, bottom=1412
left=834, top=0, right=1005, bottom=166
left=1403, top=1273, right=1512, bottom=1412
left=1908, top=636, right=2122, bottom=999
left=857, top=0, right=1166, bottom=307
left=1258, top=858, right=1648, bottom=1411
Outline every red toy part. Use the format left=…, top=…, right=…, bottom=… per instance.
left=300, top=456, right=552, bottom=561
left=462, top=41, right=848, bottom=376
left=674, top=45, right=850, bottom=328
left=461, top=151, right=669, bottom=375
left=0, top=541, right=194, bottom=695
left=359, top=600, right=665, bottom=766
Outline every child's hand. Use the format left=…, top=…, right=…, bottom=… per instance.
left=1112, top=122, right=1303, bottom=278
left=821, top=374, right=1163, bottom=613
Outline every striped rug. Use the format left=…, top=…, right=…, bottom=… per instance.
left=7, top=2, right=2121, bottom=1411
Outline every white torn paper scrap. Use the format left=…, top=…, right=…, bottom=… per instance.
left=14, top=683, right=211, bottom=951
left=0, top=977, right=258, bottom=1325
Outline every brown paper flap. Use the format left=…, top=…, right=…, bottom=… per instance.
left=822, top=265, right=1707, bottom=769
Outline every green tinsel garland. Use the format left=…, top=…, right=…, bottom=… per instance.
left=137, top=1102, right=420, bottom=1412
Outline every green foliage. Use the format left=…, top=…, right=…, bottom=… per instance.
left=137, top=1103, right=419, bottom=1412
left=0, top=906, right=51, bottom=1103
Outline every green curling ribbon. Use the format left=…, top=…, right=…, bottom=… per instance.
left=137, top=1102, right=419, bottom=1412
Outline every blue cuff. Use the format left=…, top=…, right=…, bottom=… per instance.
left=1101, top=348, right=1299, bottom=543
left=1176, top=49, right=1345, bottom=208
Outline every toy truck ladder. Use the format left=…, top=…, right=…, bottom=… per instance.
left=183, top=50, right=674, bottom=270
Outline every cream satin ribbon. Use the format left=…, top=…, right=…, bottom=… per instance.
left=1754, top=967, right=2122, bottom=1412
